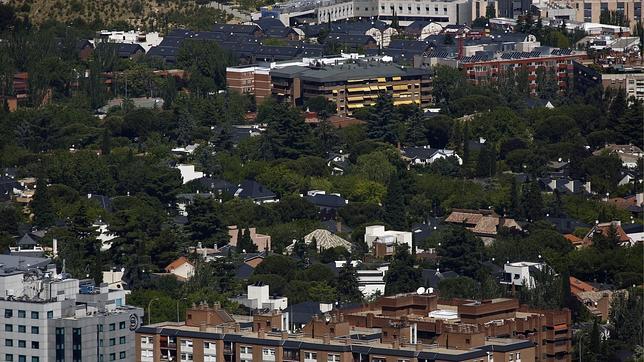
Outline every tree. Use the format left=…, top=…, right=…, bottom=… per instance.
left=438, top=276, right=479, bottom=299
left=365, top=94, right=401, bottom=144
left=187, top=198, right=227, bottom=245
left=58, top=204, right=103, bottom=283
left=177, top=40, right=233, bottom=96
left=609, top=288, right=643, bottom=346
left=31, top=176, right=55, bottom=228
left=521, top=181, right=544, bottom=221
left=404, top=107, right=427, bottom=146
left=509, top=177, right=520, bottom=217
left=475, top=145, right=497, bottom=177
left=384, top=244, right=422, bottom=295
left=436, top=226, right=484, bottom=278
left=337, top=262, right=363, bottom=303
left=258, top=100, right=314, bottom=159
left=100, top=128, right=111, bottom=155
left=237, top=227, right=257, bottom=253
left=383, top=173, right=406, bottom=230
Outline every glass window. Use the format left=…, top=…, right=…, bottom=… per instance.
left=5, top=354, right=13, bottom=362
left=18, top=356, right=26, bottom=362
left=30, top=312, right=39, bottom=319
left=32, top=341, right=39, bottom=349
left=5, top=324, right=13, bottom=332
left=47, top=311, right=54, bottom=319
left=17, top=310, right=25, bottom=318
left=119, top=321, right=126, bottom=329
left=18, top=325, right=25, bottom=333
left=5, top=339, right=13, bottom=347
left=5, top=309, right=13, bottom=318
left=32, top=357, right=39, bottom=362
left=119, top=336, right=126, bottom=344
left=109, top=323, right=116, bottom=331
left=18, top=340, right=26, bottom=348
left=109, top=338, right=116, bottom=346
left=109, top=353, right=116, bottom=361
left=31, top=326, right=39, bottom=334
left=119, top=352, right=126, bottom=359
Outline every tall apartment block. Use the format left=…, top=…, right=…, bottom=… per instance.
left=0, top=254, right=144, bottom=362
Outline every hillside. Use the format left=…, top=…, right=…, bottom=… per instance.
left=6, top=0, right=231, bottom=29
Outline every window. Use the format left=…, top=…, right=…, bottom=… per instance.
left=5, top=339, right=13, bottom=347
left=119, top=336, right=126, bottom=345
left=17, top=310, right=25, bottom=318
left=5, top=324, right=13, bottom=332
left=18, top=356, right=26, bottom=362
left=98, top=325, right=103, bottom=332
left=30, top=312, right=39, bottom=319
left=18, top=340, right=26, bottom=348
left=181, top=340, right=193, bottom=348
left=18, top=325, right=25, bottom=333
left=328, top=354, right=340, bottom=362
left=109, top=323, right=116, bottom=331
left=263, top=348, right=276, bottom=357
left=47, top=311, right=54, bottom=319
left=31, top=357, right=39, bottom=362
left=119, top=352, right=126, bottom=360
left=31, top=326, right=39, bottom=334
left=109, top=338, right=116, bottom=346
left=109, top=353, right=116, bottom=361
left=31, top=341, right=39, bottom=349
left=509, top=354, right=514, bottom=361
left=240, top=346, right=252, bottom=354
left=181, top=353, right=193, bottom=361
left=119, top=321, right=126, bottom=330
left=5, top=354, right=13, bottom=362
left=305, top=352, right=317, bottom=360
left=5, top=309, right=13, bottom=318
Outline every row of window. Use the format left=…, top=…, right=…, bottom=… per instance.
left=98, top=321, right=127, bottom=332
left=5, top=340, right=39, bottom=349
left=4, top=325, right=40, bottom=334
left=4, top=310, right=54, bottom=319
left=4, top=355, right=40, bottom=362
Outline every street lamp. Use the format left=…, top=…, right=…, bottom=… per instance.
left=176, top=297, right=188, bottom=323
left=147, top=297, right=159, bottom=325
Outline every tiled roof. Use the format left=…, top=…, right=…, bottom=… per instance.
left=165, top=256, right=191, bottom=272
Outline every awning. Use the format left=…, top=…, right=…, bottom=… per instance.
left=347, top=103, right=365, bottom=109
left=347, top=87, right=370, bottom=92
left=347, top=96, right=364, bottom=101
left=553, top=324, right=567, bottom=331
left=377, top=77, right=386, bottom=82
left=393, top=100, right=413, bottom=105
left=392, top=76, right=402, bottom=81
left=393, top=85, right=408, bottom=91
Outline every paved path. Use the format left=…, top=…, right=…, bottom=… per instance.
left=205, top=1, right=252, bottom=22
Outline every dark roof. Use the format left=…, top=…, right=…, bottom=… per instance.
left=401, top=146, right=442, bottom=160
left=147, top=46, right=179, bottom=63
left=115, top=43, right=145, bottom=57
left=326, top=33, right=376, bottom=47
left=621, top=223, right=643, bottom=234
left=235, top=263, right=256, bottom=279
left=76, top=39, right=93, bottom=50
left=255, top=17, right=287, bottom=30
left=304, top=193, right=347, bottom=208
left=194, top=177, right=236, bottom=193
left=388, top=39, right=432, bottom=52
left=17, top=233, right=39, bottom=246
left=284, top=301, right=325, bottom=325
left=411, top=219, right=443, bottom=242
left=404, top=21, right=433, bottom=33
left=237, top=180, right=276, bottom=201
left=271, top=63, right=431, bottom=83
left=264, top=27, right=298, bottom=38
left=320, top=220, right=353, bottom=234
left=212, top=23, right=261, bottom=35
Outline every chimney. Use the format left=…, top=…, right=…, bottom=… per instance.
left=258, top=329, right=266, bottom=338
left=281, top=330, right=289, bottom=339
left=200, top=322, right=207, bottom=332
left=52, top=238, right=58, bottom=257
left=392, top=339, right=400, bottom=349
left=234, top=324, right=241, bottom=332
left=323, top=334, right=331, bottom=344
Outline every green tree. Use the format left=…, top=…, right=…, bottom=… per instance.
left=436, top=226, right=484, bottom=278
left=383, top=173, right=406, bottom=230
left=187, top=198, right=227, bottom=245
left=100, top=128, right=111, bottom=155
left=31, top=176, right=55, bottom=228
left=365, top=93, right=401, bottom=144
left=237, top=227, right=258, bottom=253
left=337, top=262, right=363, bottom=303
left=404, top=106, right=427, bottom=146
left=58, top=204, right=103, bottom=283
left=177, top=40, right=233, bottom=96
left=609, top=288, right=643, bottom=346
left=258, top=100, right=314, bottom=159
left=384, top=244, right=422, bottom=295
left=521, top=181, right=544, bottom=221
left=438, top=276, right=479, bottom=299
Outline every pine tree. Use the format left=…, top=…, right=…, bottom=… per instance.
left=31, top=176, right=55, bottom=228
left=366, top=93, right=401, bottom=144
left=383, top=173, right=406, bottom=230
left=521, top=181, right=544, bottom=221
left=509, top=177, right=520, bottom=217
left=404, top=107, right=427, bottom=146
left=237, top=227, right=257, bottom=253
left=384, top=244, right=422, bottom=295
left=590, top=318, right=601, bottom=354
left=337, top=261, right=363, bottom=303
left=101, top=128, right=111, bottom=155
left=463, top=121, right=470, bottom=164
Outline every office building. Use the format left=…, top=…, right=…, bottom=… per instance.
left=270, top=61, right=432, bottom=114
left=259, top=0, right=488, bottom=27
left=0, top=254, right=143, bottom=362
left=135, top=302, right=536, bottom=362
left=559, top=0, right=643, bottom=26
left=602, top=72, right=644, bottom=101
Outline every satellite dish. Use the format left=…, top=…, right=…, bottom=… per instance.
left=416, top=287, right=426, bottom=295
left=324, top=314, right=332, bottom=323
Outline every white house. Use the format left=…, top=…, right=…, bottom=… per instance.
left=164, top=257, right=195, bottom=281
left=500, top=262, right=547, bottom=289
left=335, top=261, right=387, bottom=298
left=401, top=146, right=463, bottom=166
left=364, top=225, right=412, bottom=248
left=175, top=164, right=204, bottom=184
left=232, top=284, right=289, bottom=311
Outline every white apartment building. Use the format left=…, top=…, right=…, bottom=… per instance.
left=501, top=261, right=547, bottom=289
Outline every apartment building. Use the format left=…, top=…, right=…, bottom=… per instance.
left=227, top=66, right=273, bottom=104
left=364, top=225, right=414, bottom=257
left=342, top=293, right=572, bottom=361
left=0, top=255, right=143, bottom=362
left=560, top=0, right=643, bottom=26
left=602, top=72, right=644, bottom=101
left=270, top=62, right=432, bottom=114
left=135, top=303, right=536, bottom=362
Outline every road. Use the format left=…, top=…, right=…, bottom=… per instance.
left=204, top=1, right=253, bottom=22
